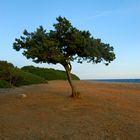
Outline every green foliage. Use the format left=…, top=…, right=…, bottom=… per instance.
left=22, top=65, right=80, bottom=80
left=0, top=61, right=16, bottom=85
left=13, top=16, right=115, bottom=66
left=13, top=69, right=47, bottom=86
left=0, top=80, right=11, bottom=88
left=0, top=61, right=47, bottom=88
left=0, top=60, right=79, bottom=89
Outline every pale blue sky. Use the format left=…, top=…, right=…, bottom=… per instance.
left=0, top=0, right=140, bottom=79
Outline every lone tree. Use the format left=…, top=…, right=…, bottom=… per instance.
left=13, top=16, right=115, bottom=98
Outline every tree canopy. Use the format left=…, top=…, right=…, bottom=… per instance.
left=13, top=16, right=115, bottom=97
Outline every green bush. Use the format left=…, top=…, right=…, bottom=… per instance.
left=0, top=80, right=12, bottom=88
left=0, top=60, right=79, bottom=88
left=0, top=61, right=47, bottom=87
left=0, top=61, right=14, bottom=83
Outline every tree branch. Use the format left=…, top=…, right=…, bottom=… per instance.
left=68, top=62, right=72, bottom=71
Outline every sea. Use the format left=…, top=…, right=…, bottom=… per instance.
left=86, top=79, right=140, bottom=83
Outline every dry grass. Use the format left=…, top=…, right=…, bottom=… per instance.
left=0, top=80, right=140, bottom=140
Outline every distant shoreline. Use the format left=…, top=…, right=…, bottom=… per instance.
left=83, top=79, right=140, bottom=83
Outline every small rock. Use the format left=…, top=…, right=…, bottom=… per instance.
left=19, top=94, right=27, bottom=98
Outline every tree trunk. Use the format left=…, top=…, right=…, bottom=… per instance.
left=63, top=63, right=80, bottom=98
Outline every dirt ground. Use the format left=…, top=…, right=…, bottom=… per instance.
left=0, top=80, right=140, bottom=140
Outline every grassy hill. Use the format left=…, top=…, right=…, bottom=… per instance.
left=22, top=65, right=80, bottom=81
left=0, top=61, right=79, bottom=88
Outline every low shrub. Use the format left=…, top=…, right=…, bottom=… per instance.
left=0, top=60, right=79, bottom=88
left=0, top=80, right=12, bottom=88
left=0, top=61, right=47, bottom=88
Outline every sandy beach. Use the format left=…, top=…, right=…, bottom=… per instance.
left=0, top=80, right=140, bottom=140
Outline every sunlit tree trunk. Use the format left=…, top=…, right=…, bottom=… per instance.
left=63, top=63, right=80, bottom=98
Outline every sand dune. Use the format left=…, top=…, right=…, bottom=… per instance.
left=0, top=80, right=140, bottom=140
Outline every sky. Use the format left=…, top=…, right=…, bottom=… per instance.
left=0, top=0, right=140, bottom=79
